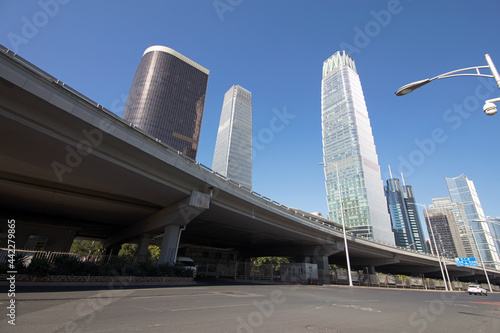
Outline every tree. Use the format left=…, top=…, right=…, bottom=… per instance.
left=250, top=257, right=289, bottom=270
left=118, top=243, right=137, bottom=257
left=148, top=245, right=161, bottom=260
left=70, top=240, right=103, bottom=258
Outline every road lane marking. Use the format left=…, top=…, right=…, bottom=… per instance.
left=132, top=293, right=216, bottom=299
left=169, top=303, right=255, bottom=311
left=132, top=291, right=265, bottom=300
left=469, top=302, right=500, bottom=306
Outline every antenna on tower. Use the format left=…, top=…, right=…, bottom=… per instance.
left=388, top=165, right=393, bottom=179
left=401, top=172, right=406, bottom=187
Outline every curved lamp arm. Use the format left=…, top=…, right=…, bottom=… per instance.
left=395, top=54, right=500, bottom=96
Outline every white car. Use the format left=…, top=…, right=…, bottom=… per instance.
left=468, top=284, right=488, bottom=296
left=176, top=257, right=197, bottom=278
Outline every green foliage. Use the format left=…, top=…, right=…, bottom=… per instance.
left=14, top=251, right=191, bottom=278
left=70, top=240, right=104, bottom=258
left=156, top=263, right=175, bottom=277
left=174, top=263, right=192, bottom=277
left=148, top=245, right=161, bottom=260
left=51, top=255, right=84, bottom=276
left=25, top=258, right=51, bottom=277
left=118, top=243, right=137, bottom=258
left=250, top=257, right=290, bottom=270
left=100, top=257, right=131, bottom=276
left=50, top=255, right=100, bottom=276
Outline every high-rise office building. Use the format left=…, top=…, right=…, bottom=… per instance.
left=487, top=216, right=500, bottom=260
left=212, top=85, right=252, bottom=189
left=445, top=174, right=500, bottom=269
left=429, top=197, right=479, bottom=259
left=122, top=45, right=209, bottom=160
left=385, top=176, right=426, bottom=252
left=321, top=51, right=394, bottom=244
left=424, top=207, right=467, bottom=259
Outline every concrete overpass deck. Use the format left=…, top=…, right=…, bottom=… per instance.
left=0, top=45, right=498, bottom=284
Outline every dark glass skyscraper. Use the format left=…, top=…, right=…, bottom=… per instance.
left=385, top=177, right=426, bottom=252
left=123, top=45, right=209, bottom=159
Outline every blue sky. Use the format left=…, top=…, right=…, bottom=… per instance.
left=1, top=0, right=499, bottom=223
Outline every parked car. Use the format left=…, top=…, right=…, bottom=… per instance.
left=176, top=257, right=197, bottom=277
left=468, top=284, right=488, bottom=296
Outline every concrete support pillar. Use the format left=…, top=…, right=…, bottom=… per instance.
left=313, top=256, right=331, bottom=284
left=158, top=225, right=183, bottom=264
left=134, top=234, right=152, bottom=263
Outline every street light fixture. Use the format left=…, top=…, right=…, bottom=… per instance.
left=319, top=162, right=353, bottom=286
left=466, top=225, right=493, bottom=292
left=395, top=54, right=500, bottom=116
left=412, top=203, right=451, bottom=291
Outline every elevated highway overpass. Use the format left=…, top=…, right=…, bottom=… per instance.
left=0, top=45, right=498, bottom=284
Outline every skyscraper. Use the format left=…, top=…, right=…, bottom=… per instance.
left=487, top=216, right=500, bottom=257
left=122, top=45, right=209, bottom=160
left=445, top=174, right=500, bottom=269
left=321, top=51, right=394, bottom=244
left=429, top=197, right=479, bottom=259
left=385, top=176, right=426, bottom=252
left=424, top=207, right=467, bottom=259
left=212, top=85, right=252, bottom=189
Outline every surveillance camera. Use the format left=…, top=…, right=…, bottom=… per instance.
left=483, top=102, right=497, bottom=116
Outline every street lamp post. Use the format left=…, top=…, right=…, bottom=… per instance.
left=413, top=203, right=450, bottom=291
left=467, top=225, right=493, bottom=292
left=320, top=162, right=353, bottom=286
left=395, top=54, right=500, bottom=116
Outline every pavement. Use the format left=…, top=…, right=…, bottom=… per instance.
left=1, top=281, right=499, bottom=332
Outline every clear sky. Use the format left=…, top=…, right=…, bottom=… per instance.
left=1, top=0, right=499, bottom=223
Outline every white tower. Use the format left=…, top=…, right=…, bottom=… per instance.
left=212, top=85, right=252, bottom=189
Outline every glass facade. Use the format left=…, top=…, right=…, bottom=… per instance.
left=430, top=197, right=480, bottom=259
left=487, top=217, right=500, bottom=258
left=212, top=85, right=252, bottom=189
left=385, top=178, right=427, bottom=252
left=424, top=208, right=467, bottom=259
left=122, top=46, right=209, bottom=160
left=321, top=51, right=394, bottom=244
left=446, top=174, right=500, bottom=269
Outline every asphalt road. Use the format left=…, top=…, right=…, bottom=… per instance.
left=1, top=282, right=499, bottom=333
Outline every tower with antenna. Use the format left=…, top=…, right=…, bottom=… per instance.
left=384, top=166, right=428, bottom=252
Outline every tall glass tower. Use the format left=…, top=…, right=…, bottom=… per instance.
left=445, top=174, right=500, bottom=269
left=321, top=51, right=394, bottom=244
left=385, top=177, right=426, bottom=252
left=212, top=85, right=252, bottom=189
left=122, top=45, right=209, bottom=160
left=430, top=197, right=479, bottom=259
